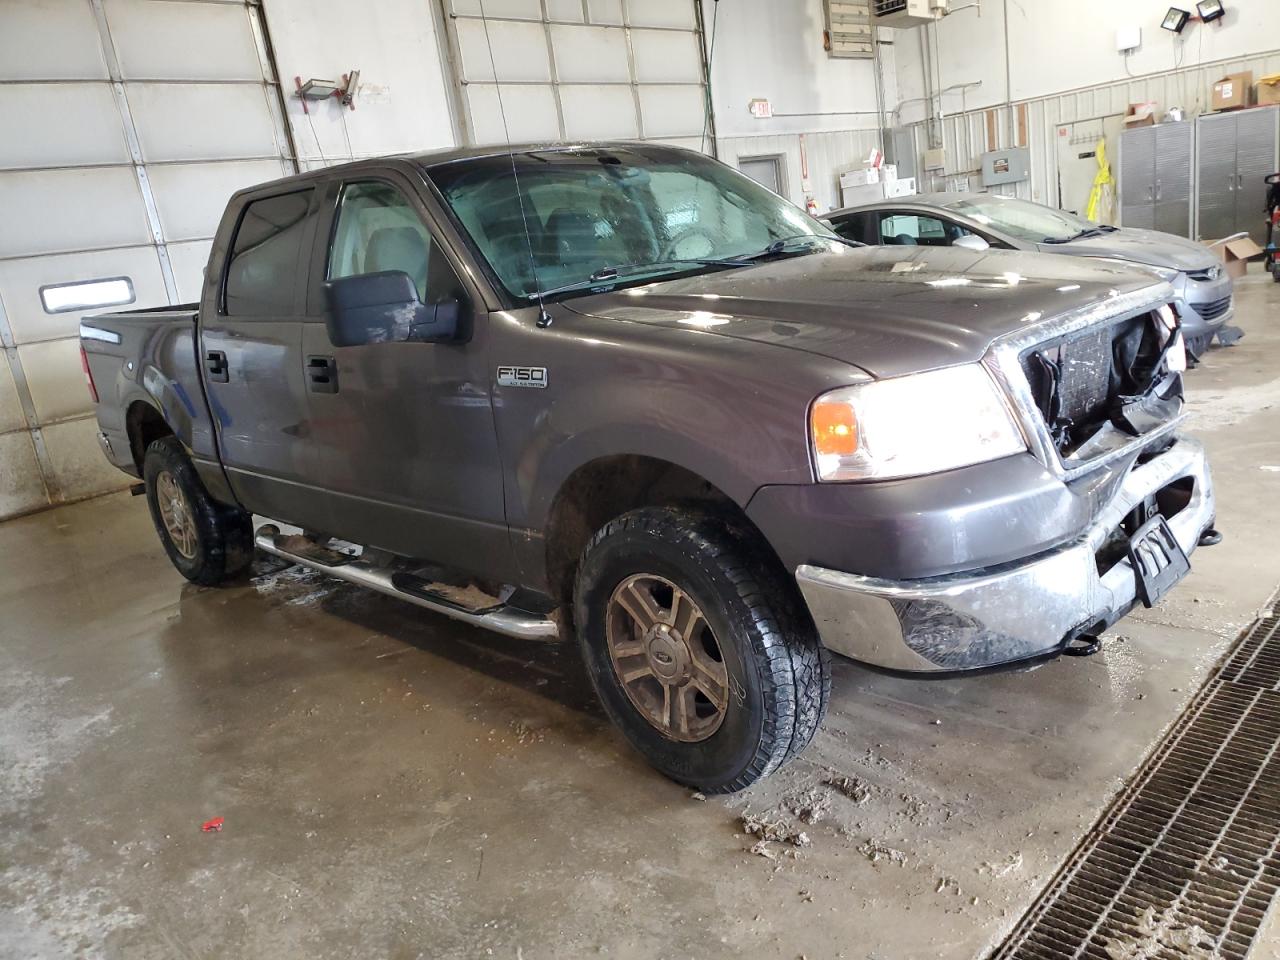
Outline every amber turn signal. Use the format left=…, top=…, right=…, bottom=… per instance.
left=811, top=399, right=859, bottom=457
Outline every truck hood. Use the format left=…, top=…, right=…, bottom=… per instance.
left=1037, top=227, right=1218, bottom=272
left=562, top=247, right=1164, bottom=378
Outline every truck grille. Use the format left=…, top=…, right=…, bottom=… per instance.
left=1020, top=310, right=1183, bottom=463
left=1195, top=295, right=1232, bottom=321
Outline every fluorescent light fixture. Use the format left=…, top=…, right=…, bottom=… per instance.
left=1162, top=6, right=1191, bottom=32
left=1196, top=0, right=1224, bottom=23
left=41, top=277, right=134, bottom=314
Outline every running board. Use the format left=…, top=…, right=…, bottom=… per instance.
left=254, top=526, right=560, bottom=642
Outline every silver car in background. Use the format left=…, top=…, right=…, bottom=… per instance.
left=825, top=193, right=1234, bottom=354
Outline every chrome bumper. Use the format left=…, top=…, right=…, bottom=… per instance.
left=795, top=436, right=1215, bottom=673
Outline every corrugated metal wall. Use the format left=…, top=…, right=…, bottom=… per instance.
left=910, top=49, right=1280, bottom=207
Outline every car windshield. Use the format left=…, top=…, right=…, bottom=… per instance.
left=947, top=196, right=1098, bottom=244
left=427, top=146, right=841, bottom=301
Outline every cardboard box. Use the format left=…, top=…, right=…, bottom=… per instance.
left=1124, top=102, right=1157, bottom=127
left=1257, top=74, right=1280, bottom=107
left=1205, top=235, right=1264, bottom=279
left=884, top=176, right=917, bottom=199
left=839, top=168, right=880, bottom=189
left=1212, top=71, right=1254, bottom=112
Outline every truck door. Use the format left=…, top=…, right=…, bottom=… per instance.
left=199, top=187, right=331, bottom=531
left=299, top=173, right=515, bottom=583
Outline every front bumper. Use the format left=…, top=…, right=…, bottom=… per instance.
left=795, top=435, right=1215, bottom=673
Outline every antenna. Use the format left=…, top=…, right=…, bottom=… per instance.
left=476, top=0, right=553, bottom=328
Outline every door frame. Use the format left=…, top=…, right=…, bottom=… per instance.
left=736, top=153, right=789, bottom=200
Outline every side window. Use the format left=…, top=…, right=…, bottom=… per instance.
left=829, top=213, right=868, bottom=244
left=328, top=181, right=465, bottom=306
left=225, top=190, right=314, bottom=316
left=879, top=213, right=970, bottom=247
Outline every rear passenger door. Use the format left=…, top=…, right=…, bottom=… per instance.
left=299, top=172, right=515, bottom=582
left=200, top=187, right=329, bottom=531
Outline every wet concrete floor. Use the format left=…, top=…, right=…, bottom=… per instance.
left=3, top=279, right=1280, bottom=960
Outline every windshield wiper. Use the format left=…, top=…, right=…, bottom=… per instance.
left=1043, top=228, right=1105, bottom=244
left=532, top=258, right=751, bottom=300
left=729, top=233, right=865, bottom=262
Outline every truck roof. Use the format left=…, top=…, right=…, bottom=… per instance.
left=237, top=141, right=690, bottom=196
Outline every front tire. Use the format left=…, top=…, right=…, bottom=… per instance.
left=143, top=436, right=252, bottom=586
left=573, top=507, right=830, bottom=793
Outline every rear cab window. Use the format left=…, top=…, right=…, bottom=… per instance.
left=223, top=189, right=316, bottom=316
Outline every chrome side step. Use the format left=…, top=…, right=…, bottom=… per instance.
left=254, top=526, right=560, bottom=642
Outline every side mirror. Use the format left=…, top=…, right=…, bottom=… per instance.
left=953, top=234, right=991, bottom=252
left=323, top=270, right=460, bottom=347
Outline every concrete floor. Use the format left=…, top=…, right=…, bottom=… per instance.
left=3, top=278, right=1280, bottom=960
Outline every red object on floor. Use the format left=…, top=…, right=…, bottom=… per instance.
left=201, top=816, right=224, bottom=833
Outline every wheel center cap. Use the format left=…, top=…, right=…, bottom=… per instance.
left=644, top=624, right=690, bottom=683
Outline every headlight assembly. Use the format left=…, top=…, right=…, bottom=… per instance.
left=810, top=365, right=1027, bottom=482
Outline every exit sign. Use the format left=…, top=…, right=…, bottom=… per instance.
left=748, top=98, right=772, bottom=119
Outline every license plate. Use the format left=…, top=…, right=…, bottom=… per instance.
left=1127, top=516, right=1190, bottom=608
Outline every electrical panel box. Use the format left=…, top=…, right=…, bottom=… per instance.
left=871, top=0, right=939, bottom=27
left=923, top=147, right=946, bottom=171
left=981, top=147, right=1031, bottom=186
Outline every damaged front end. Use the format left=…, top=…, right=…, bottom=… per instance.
left=795, top=285, right=1218, bottom=673
left=1022, top=304, right=1187, bottom=469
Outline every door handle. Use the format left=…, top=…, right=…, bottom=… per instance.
left=307, top=355, right=338, bottom=394
left=205, top=350, right=228, bottom=383
left=1155, top=179, right=1162, bottom=201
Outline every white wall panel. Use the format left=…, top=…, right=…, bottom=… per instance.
left=0, top=247, right=167, bottom=345
left=20, top=339, right=91, bottom=426
left=128, top=82, right=279, bottom=162
left=43, top=417, right=131, bottom=502
left=627, top=0, right=695, bottom=30
left=0, top=84, right=130, bottom=169
left=550, top=25, right=631, bottom=83
left=0, top=167, right=151, bottom=258
left=451, top=0, right=542, bottom=18
left=587, top=0, right=624, bottom=25
left=0, top=0, right=108, bottom=81
left=0, top=432, right=47, bottom=518
left=466, top=85, right=561, bottom=144
left=148, top=159, right=287, bottom=241
left=545, top=0, right=585, bottom=22
left=631, top=29, right=701, bottom=83
left=105, top=0, right=261, bottom=81
left=0, top=361, right=26, bottom=436
left=638, top=85, right=705, bottom=138
left=455, top=18, right=552, bottom=83
left=167, top=240, right=215, bottom=304
left=560, top=86, right=640, bottom=140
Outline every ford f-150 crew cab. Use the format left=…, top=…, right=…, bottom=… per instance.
left=82, top=143, right=1218, bottom=793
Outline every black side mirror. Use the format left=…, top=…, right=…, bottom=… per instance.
left=323, top=270, right=460, bottom=347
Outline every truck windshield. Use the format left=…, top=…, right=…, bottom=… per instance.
left=427, top=147, right=841, bottom=302
left=946, top=196, right=1103, bottom=244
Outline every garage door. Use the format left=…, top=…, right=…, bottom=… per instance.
left=0, top=0, right=296, bottom=520
left=441, top=0, right=711, bottom=151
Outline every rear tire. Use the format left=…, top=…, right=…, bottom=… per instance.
left=573, top=507, right=830, bottom=793
left=143, top=436, right=253, bottom=586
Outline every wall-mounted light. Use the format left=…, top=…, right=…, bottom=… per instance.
left=1196, top=0, right=1225, bottom=24
left=1161, top=7, right=1191, bottom=33
left=297, top=78, right=340, bottom=101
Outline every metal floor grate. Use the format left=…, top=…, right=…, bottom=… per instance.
left=992, top=594, right=1280, bottom=960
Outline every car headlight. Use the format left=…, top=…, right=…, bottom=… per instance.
left=810, top=364, right=1027, bottom=482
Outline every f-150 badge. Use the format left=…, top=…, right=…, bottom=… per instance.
left=497, top=366, right=548, bottom=389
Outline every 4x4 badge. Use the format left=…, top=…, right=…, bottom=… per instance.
left=497, top=366, right=548, bottom=389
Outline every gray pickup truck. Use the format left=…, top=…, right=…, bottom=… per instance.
left=81, top=142, right=1218, bottom=792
